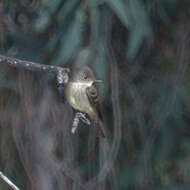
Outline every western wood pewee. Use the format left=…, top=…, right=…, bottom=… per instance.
left=64, top=66, right=105, bottom=138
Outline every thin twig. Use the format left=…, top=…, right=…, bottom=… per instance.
left=0, top=54, right=69, bottom=74
left=0, top=171, right=20, bottom=190
left=0, top=54, right=70, bottom=84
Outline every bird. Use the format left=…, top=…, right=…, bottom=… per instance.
left=64, top=65, right=105, bottom=138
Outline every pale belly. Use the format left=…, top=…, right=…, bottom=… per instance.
left=65, top=82, right=94, bottom=115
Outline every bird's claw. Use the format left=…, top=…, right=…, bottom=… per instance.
left=77, top=112, right=91, bottom=125
left=71, top=112, right=91, bottom=133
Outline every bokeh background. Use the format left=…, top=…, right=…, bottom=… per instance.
left=0, top=0, right=190, bottom=189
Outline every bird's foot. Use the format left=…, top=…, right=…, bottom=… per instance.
left=71, top=112, right=91, bottom=133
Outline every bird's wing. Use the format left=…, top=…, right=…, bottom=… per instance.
left=86, top=84, right=103, bottom=122
left=86, top=84, right=105, bottom=138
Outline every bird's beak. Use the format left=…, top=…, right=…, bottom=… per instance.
left=94, top=80, right=103, bottom=83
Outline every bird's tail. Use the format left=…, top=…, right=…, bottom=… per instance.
left=94, top=120, right=105, bottom=138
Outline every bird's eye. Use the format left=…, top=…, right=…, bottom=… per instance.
left=83, top=73, right=88, bottom=79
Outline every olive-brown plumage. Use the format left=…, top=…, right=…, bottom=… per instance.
left=65, top=66, right=105, bottom=138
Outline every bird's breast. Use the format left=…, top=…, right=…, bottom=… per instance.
left=66, top=82, right=93, bottom=114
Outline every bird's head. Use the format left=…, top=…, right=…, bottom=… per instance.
left=71, top=66, right=102, bottom=85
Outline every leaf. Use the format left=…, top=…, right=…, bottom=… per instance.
left=127, top=0, right=152, bottom=59
left=44, top=0, right=80, bottom=56
left=53, top=7, right=85, bottom=65
left=105, top=0, right=130, bottom=28
left=34, top=9, right=50, bottom=32
left=106, top=0, right=152, bottom=59
left=42, top=0, right=61, bottom=13
left=127, top=24, right=151, bottom=60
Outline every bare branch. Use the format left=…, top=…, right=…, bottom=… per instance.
left=0, top=171, right=20, bottom=190
left=0, top=54, right=70, bottom=84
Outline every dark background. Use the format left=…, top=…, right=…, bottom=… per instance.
left=0, top=0, right=190, bottom=189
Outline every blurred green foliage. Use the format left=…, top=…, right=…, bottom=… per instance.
left=0, top=0, right=190, bottom=189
